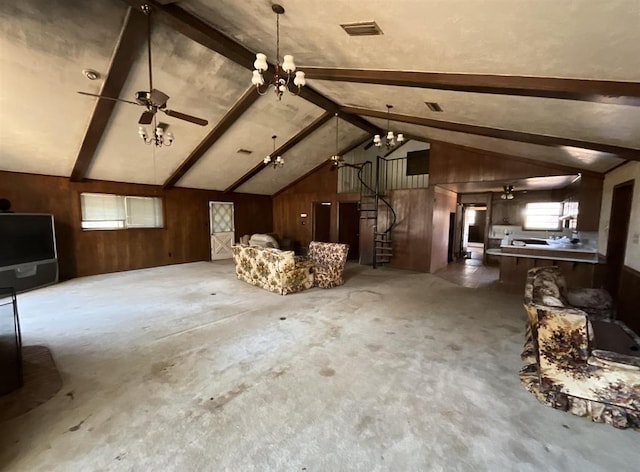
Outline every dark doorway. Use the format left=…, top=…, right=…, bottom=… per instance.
left=339, top=202, right=360, bottom=260
left=605, top=181, right=634, bottom=297
left=448, top=212, right=456, bottom=263
left=312, top=202, right=332, bottom=243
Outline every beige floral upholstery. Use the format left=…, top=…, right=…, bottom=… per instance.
left=307, top=241, right=349, bottom=289
left=231, top=245, right=314, bottom=295
left=521, top=266, right=640, bottom=430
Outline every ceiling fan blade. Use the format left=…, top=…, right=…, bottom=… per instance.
left=77, top=91, right=139, bottom=105
left=163, top=109, right=208, bottom=126
left=150, top=88, right=169, bottom=107
left=138, top=111, right=154, bottom=125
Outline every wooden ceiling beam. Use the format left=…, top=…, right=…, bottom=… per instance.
left=120, top=0, right=381, bottom=136
left=70, top=7, right=147, bottom=182
left=341, top=106, right=640, bottom=161
left=273, top=133, right=372, bottom=197
left=163, top=86, right=258, bottom=189
left=224, top=111, right=335, bottom=193
left=303, top=67, right=640, bottom=107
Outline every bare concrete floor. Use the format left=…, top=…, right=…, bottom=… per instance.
left=1, top=261, right=637, bottom=471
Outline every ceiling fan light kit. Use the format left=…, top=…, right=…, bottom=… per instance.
left=501, top=185, right=515, bottom=200
left=374, top=105, right=404, bottom=148
left=252, top=4, right=306, bottom=100
left=77, top=3, right=208, bottom=150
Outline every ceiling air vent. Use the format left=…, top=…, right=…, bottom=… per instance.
left=425, top=102, right=443, bottom=112
left=340, top=21, right=383, bottom=36
left=236, top=148, right=253, bottom=155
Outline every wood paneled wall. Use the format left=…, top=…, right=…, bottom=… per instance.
left=272, top=141, right=601, bottom=273
left=388, top=188, right=433, bottom=272
left=0, top=171, right=272, bottom=279
left=272, top=163, right=359, bottom=248
left=429, top=141, right=586, bottom=185
left=617, top=266, right=640, bottom=334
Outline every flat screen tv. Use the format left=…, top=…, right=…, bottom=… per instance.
left=0, top=213, right=58, bottom=292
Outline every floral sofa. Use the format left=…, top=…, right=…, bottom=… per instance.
left=307, top=241, right=349, bottom=289
left=521, top=266, right=640, bottom=429
left=231, top=245, right=314, bottom=295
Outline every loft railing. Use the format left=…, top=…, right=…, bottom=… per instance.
left=338, top=156, right=428, bottom=193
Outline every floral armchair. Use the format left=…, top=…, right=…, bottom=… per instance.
left=231, top=245, right=314, bottom=295
left=521, top=266, right=640, bottom=429
left=307, top=241, right=349, bottom=289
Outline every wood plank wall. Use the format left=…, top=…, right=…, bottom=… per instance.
left=272, top=163, right=359, bottom=248
left=430, top=186, right=458, bottom=273
left=0, top=171, right=272, bottom=279
left=272, top=141, right=603, bottom=273
left=617, top=266, right=640, bottom=334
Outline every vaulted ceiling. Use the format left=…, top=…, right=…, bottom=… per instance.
left=1, top=0, right=639, bottom=195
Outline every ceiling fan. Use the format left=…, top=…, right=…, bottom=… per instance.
left=78, top=4, right=208, bottom=127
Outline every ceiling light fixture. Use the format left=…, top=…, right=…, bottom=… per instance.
left=139, top=123, right=173, bottom=147
left=373, top=105, right=404, bottom=148
left=251, top=4, right=306, bottom=100
left=264, top=135, right=284, bottom=168
left=501, top=185, right=515, bottom=200
left=330, top=113, right=344, bottom=166
left=82, top=68, right=100, bottom=80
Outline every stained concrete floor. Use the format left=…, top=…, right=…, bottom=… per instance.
left=1, top=261, right=638, bottom=471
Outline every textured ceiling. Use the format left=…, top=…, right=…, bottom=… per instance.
left=0, top=0, right=638, bottom=195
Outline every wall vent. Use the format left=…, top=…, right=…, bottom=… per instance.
left=340, top=21, right=383, bottom=36
left=425, top=102, right=443, bottom=112
left=236, top=148, right=253, bottom=155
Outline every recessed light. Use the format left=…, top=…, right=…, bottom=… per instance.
left=425, top=102, right=443, bottom=112
left=82, top=69, right=100, bottom=80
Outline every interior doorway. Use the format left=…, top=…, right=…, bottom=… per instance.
left=339, top=202, right=360, bottom=260
left=462, top=205, right=487, bottom=261
left=312, top=202, right=332, bottom=243
left=605, top=180, right=634, bottom=297
left=209, top=201, right=235, bottom=260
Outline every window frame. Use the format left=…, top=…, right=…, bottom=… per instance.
left=522, top=201, right=563, bottom=231
left=80, top=192, right=164, bottom=231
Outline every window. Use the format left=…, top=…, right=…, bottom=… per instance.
left=81, top=193, right=163, bottom=230
left=523, top=202, right=563, bottom=231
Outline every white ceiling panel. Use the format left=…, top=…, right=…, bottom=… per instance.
left=311, top=81, right=640, bottom=150
left=183, top=0, right=640, bottom=80
left=178, top=94, right=325, bottom=190
left=365, top=117, right=624, bottom=173
left=0, top=0, right=126, bottom=176
left=86, top=21, right=250, bottom=185
left=236, top=119, right=368, bottom=195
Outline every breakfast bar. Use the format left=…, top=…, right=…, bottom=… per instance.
left=486, top=241, right=603, bottom=288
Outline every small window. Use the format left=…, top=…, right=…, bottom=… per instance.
left=81, top=193, right=163, bottom=230
left=523, top=202, right=563, bottom=231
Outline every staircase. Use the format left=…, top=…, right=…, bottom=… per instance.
left=356, top=157, right=397, bottom=269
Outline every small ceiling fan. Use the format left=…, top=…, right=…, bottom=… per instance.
left=78, top=4, right=208, bottom=127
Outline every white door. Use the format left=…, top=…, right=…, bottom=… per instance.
left=209, top=201, right=235, bottom=260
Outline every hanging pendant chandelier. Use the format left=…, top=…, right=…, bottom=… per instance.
left=501, top=185, right=515, bottom=200
left=264, top=135, right=284, bottom=168
left=330, top=113, right=344, bottom=166
left=374, top=105, right=404, bottom=148
left=251, top=4, right=306, bottom=100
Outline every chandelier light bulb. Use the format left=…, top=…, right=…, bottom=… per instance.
left=254, top=53, right=268, bottom=72
left=165, top=132, right=174, bottom=145
left=397, top=133, right=405, bottom=142
left=138, top=126, right=148, bottom=139
left=282, top=55, right=295, bottom=73
left=264, top=155, right=272, bottom=164
left=293, top=71, right=306, bottom=87
left=252, top=70, right=265, bottom=86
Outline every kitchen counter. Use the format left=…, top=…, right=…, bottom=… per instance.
left=486, top=243, right=604, bottom=287
left=485, top=243, right=599, bottom=264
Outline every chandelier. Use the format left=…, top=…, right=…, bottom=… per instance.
left=374, top=105, right=404, bottom=148
left=330, top=113, right=344, bottom=166
left=138, top=123, right=173, bottom=147
left=501, top=185, right=515, bottom=200
left=264, top=135, right=284, bottom=168
left=251, top=4, right=306, bottom=100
